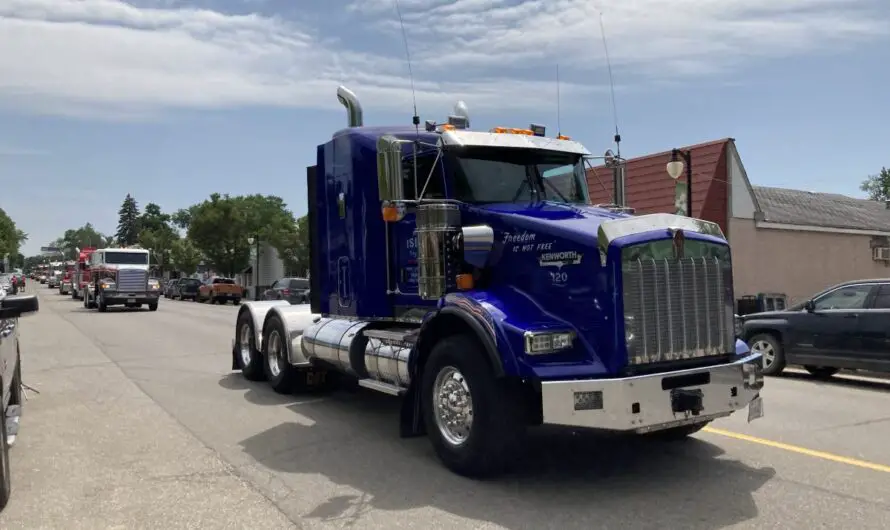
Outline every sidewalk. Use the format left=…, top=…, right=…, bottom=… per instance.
left=0, top=290, right=296, bottom=530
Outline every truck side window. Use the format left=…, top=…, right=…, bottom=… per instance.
left=402, top=155, right=445, bottom=199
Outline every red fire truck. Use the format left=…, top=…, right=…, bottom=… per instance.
left=72, top=247, right=97, bottom=300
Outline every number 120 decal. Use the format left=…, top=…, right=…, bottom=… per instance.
left=549, top=271, right=568, bottom=284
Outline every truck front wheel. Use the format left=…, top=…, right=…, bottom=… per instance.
left=421, top=334, right=525, bottom=478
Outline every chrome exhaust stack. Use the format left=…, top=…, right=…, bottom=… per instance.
left=337, top=86, right=363, bottom=127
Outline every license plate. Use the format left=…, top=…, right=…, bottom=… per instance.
left=127, top=298, right=136, bottom=304
left=747, top=395, right=764, bottom=422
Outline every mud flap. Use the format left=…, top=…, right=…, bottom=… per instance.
left=399, top=384, right=426, bottom=438
left=231, top=339, right=239, bottom=371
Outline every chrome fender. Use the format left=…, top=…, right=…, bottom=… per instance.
left=236, top=300, right=290, bottom=351
left=264, top=304, right=322, bottom=367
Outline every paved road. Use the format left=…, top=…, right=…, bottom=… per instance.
left=1, top=284, right=889, bottom=529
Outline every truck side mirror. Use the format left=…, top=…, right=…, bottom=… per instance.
left=377, top=135, right=406, bottom=201
left=804, top=300, right=815, bottom=312
left=0, top=294, right=39, bottom=318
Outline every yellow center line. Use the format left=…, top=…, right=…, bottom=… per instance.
left=702, top=426, right=890, bottom=473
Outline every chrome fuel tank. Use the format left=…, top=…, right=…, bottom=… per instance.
left=301, top=317, right=369, bottom=375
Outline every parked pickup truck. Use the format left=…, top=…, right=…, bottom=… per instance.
left=197, top=277, right=242, bottom=305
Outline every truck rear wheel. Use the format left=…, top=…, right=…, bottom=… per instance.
left=236, top=312, right=265, bottom=381
left=421, top=334, right=525, bottom=478
left=263, top=316, right=299, bottom=394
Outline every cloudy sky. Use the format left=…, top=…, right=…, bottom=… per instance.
left=2, top=0, right=888, bottom=255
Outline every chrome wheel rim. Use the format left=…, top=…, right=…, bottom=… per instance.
left=239, top=323, right=252, bottom=367
left=751, top=340, right=775, bottom=368
left=432, top=366, right=474, bottom=446
left=267, top=330, right=282, bottom=378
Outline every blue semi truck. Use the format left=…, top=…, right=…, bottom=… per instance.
left=231, top=86, right=765, bottom=477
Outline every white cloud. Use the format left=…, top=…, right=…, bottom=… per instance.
left=0, top=0, right=885, bottom=120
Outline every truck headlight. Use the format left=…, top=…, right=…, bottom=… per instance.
left=524, top=330, right=575, bottom=355
left=100, top=281, right=115, bottom=290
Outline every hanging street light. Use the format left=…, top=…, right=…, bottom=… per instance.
left=666, top=148, right=693, bottom=217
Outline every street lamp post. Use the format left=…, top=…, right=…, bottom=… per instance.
left=247, top=236, right=260, bottom=300
left=666, top=148, right=693, bottom=217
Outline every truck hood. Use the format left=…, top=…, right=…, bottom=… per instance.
left=474, top=202, right=628, bottom=244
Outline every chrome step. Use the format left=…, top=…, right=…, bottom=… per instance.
left=357, top=378, right=404, bottom=396
left=363, top=328, right=418, bottom=345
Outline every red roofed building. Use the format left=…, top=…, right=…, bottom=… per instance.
left=587, top=138, right=732, bottom=233
left=587, top=138, right=890, bottom=304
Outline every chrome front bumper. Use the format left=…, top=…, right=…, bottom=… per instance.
left=540, top=353, right=764, bottom=433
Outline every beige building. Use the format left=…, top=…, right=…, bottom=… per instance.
left=729, top=180, right=890, bottom=305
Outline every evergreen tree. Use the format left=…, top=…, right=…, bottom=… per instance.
left=116, top=194, right=141, bottom=246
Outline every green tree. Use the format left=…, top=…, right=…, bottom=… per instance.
left=186, top=193, right=297, bottom=277
left=238, top=194, right=300, bottom=273
left=187, top=193, right=250, bottom=276
left=279, top=215, right=310, bottom=276
left=137, top=203, right=179, bottom=272
left=171, top=206, right=199, bottom=231
left=860, top=167, right=890, bottom=201
left=55, top=223, right=107, bottom=259
left=0, top=208, right=27, bottom=261
left=170, top=238, right=202, bottom=276
left=116, top=194, right=140, bottom=245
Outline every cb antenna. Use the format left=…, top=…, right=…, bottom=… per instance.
left=556, top=64, right=562, bottom=137
left=596, top=7, right=621, bottom=158
left=394, top=0, right=420, bottom=135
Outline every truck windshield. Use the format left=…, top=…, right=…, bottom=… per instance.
left=447, top=147, right=589, bottom=205
left=104, top=252, right=149, bottom=265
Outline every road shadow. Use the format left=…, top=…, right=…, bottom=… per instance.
left=779, top=371, right=890, bottom=393
left=223, top=374, right=775, bottom=529
left=67, top=307, right=150, bottom=314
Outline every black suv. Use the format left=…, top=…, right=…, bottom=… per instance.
left=739, top=279, right=890, bottom=378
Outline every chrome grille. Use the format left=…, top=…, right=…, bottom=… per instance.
left=622, top=256, right=734, bottom=365
left=116, top=268, right=148, bottom=292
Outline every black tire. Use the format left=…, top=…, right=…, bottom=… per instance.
left=262, top=316, right=299, bottom=394
left=748, top=333, right=785, bottom=376
left=148, top=303, right=158, bottom=312
left=97, top=294, right=107, bottom=312
left=10, top=353, right=22, bottom=408
left=233, top=299, right=241, bottom=306
left=0, top=377, right=11, bottom=512
left=804, top=366, right=839, bottom=379
left=645, top=421, right=710, bottom=441
left=235, top=312, right=265, bottom=381
left=421, top=334, right=526, bottom=478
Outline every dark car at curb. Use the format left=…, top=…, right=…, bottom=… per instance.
left=175, top=278, right=202, bottom=301
left=0, top=292, right=40, bottom=511
left=739, top=278, right=890, bottom=378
